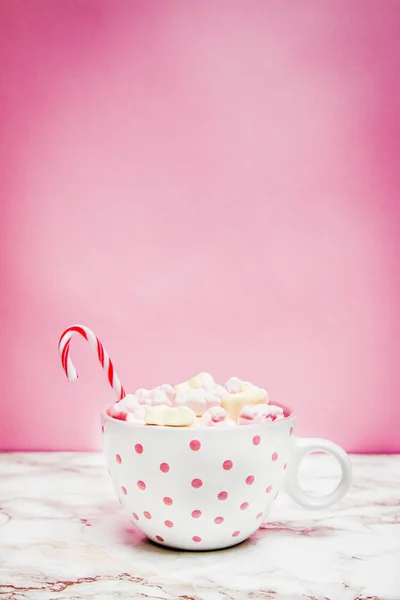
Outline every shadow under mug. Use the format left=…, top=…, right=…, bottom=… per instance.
left=102, top=403, right=352, bottom=551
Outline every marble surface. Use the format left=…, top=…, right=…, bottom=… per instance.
left=0, top=453, right=399, bottom=600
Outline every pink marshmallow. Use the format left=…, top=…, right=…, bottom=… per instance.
left=111, top=394, right=146, bottom=422
left=200, top=406, right=236, bottom=427
left=158, top=384, right=176, bottom=403
left=108, top=402, right=127, bottom=421
left=148, top=388, right=173, bottom=407
left=238, top=403, right=284, bottom=425
left=135, top=388, right=153, bottom=405
left=117, top=394, right=141, bottom=412
left=126, top=406, right=146, bottom=423
left=135, top=385, right=175, bottom=407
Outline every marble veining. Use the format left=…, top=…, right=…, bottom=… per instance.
left=0, top=453, right=399, bottom=599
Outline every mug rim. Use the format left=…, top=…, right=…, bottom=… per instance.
left=102, top=401, right=295, bottom=432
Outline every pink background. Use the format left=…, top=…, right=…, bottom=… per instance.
left=1, top=1, right=399, bottom=452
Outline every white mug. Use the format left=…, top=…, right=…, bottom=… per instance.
left=102, top=403, right=351, bottom=551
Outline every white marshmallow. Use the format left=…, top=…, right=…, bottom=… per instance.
left=207, top=383, right=228, bottom=398
left=144, top=405, right=195, bottom=427
left=267, top=404, right=284, bottom=418
left=175, top=388, right=220, bottom=416
left=225, top=376, right=243, bottom=393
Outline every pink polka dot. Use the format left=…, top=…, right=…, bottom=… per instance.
left=256, top=512, right=263, bottom=519
left=191, top=509, right=202, bottom=518
left=252, top=435, right=261, bottom=446
left=121, top=485, right=127, bottom=495
left=223, top=460, right=233, bottom=470
left=160, top=462, right=170, bottom=473
left=132, top=512, right=139, bottom=520
left=101, top=425, right=104, bottom=433
left=134, top=443, right=143, bottom=454
left=116, top=454, right=122, bottom=464
left=246, top=475, right=255, bottom=485
left=284, top=463, right=287, bottom=470
left=272, top=452, right=278, bottom=461
left=190, top=439, right=201, bottom=451
left=191, top=478, right=203, bottom=489
left=214, top=516, right=224, bottom=524
left=156, top=535, right=164, bottom=542
left=218, top=491, right=228, bottom=500
left=192, top=536, right=202, bottom=543
left=144, top=511, right=152, bottom=519
left=232, top=530, right=240, bottom=537
left=240, top=502, right=249, bottom=510
left=163, top=497, right=173, bottom=506
left=164, top=520, right=174, bottom=528
left=266, top=485, right=273, bottom=494
left=290, top=426, right=293, bottom=436
left=137, top=480, right=146, bottom=491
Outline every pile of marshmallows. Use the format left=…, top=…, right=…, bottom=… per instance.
left=108, top=372, right=284, bottom=427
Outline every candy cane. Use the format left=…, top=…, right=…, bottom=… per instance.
left=58, top=325, right=126, bottom=400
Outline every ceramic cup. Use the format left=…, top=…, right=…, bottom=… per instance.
left=102, top=403, right=351, bottom=551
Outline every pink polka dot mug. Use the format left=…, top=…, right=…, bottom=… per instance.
left=102, top=404, right=351, bottom=551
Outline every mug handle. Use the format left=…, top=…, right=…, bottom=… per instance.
left=285, top=437, right=352, bottom=509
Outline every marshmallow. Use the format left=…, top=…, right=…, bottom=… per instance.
left=174, top=372, right=215, bottom=391
left=108, top=403, right=127, bottom=421
left=126, top=404, right=146, bottom=423
left=266, top=404, right=284, bottom=419
left=157, top=384, right=176, bottom=402
left=195, top=372, right=216, bottom=387
left=207, top=383, right=228, bottom=398
left=238, top=403, right=283, bottom=425
left=175, top=388, right=220, bottom=416
left=225, top=376, right=243, bottom=393
left=107, top=375, right=278, bottom=428
left=111, top=394, right=145, bottom=423
left=200, top=406, right=236, bottom=428
left=149, top=388, right=173, bottom=407
left=134, top=386, right=174, bottom=407
left=117, top=394, right=141, bottom=413
left=240, top=382, right=268, bottom=402
left=135, top=388, right=153, bottom=405
left=144, top=405, right=195, bottom=427
left=213, top=419, right=236, bottom=428
left=221, top=389, right=267, bottom=422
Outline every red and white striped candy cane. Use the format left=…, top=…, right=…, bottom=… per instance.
left=58, top=325, right=126, bottom=400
